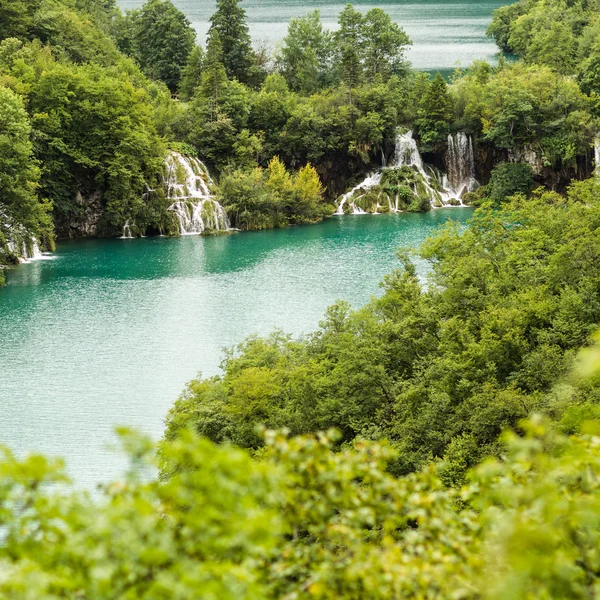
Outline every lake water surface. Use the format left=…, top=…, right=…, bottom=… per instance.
left=1, top=211, right=472, bottom=485
left=117, top=0, right=508, bottom=72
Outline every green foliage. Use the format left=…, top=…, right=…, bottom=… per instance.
left=167, top=181, right=600, bottom=474
left=488, top=0, right=600, bottom=76
left=486, top=2, right=526, bottom=53
left=361, top=8, right=411, bottom=81
left=118, top=0, right=196, bottom=92
left=0, top=0, right=125, bottom=66
left=218, top=157, right=329, bottom=230
left=335, top=4, right=364, bottom=91
left=188, top=52, right=252, bottom=170
left=487, top=161, right=535, bottom=204
left=0, top=86, right=51, bottom=242
left=0, top=431, right=282, bottom=598
left=26, top=59, right=166, bottom=235
left=453, top=61, right=595, bottom=167
left=196, top=31, right=228, bottom=108
left=417, top=72, right=453, bottom=147
left=179, top=44, right=204, bottom=101
left=0, top=0, right=41, bottom=40
left=335, top=4, right=411, bottom=89
left=277, top=10, right=334, bottom=94
left=4, top=409, right=600, bottom=597
left=207, top=0, right=260, bottom=87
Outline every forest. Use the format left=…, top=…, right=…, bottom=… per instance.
left=3, top=0, right=600, bottom=596
left=2, top=0, right=600, bottom=281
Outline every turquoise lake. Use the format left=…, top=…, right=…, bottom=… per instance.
left=117, top=0, right=508, bottom=73
left=1, top=211, right=472, bottom=485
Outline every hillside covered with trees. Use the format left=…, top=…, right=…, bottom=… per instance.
left=2, top=0, right=600, bottom=281
left=3, top=0, right=600, bottom=595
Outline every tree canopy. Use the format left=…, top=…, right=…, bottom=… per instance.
left=207, top=0, right=257, bottom=86
left=117, top=0, right=196, bottom=92
left=166, top=181, right=600, bottom=475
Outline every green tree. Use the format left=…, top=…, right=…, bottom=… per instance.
left=248, top=74, right=291, bottom=157
left=207, top=0, right=257, bottom=86
left=0, top=0, right=41, bottom=40
left=27, top=61, right=166, bottom=236
left=217, top=158, right=327, bottom=230
left=121, top=0, right=196, bottom=92
left=362, top=8, right=411, bottom=81
left=233, top=128, right=264, bottom=169
left=179, top=45, right=204, bottom=101
left=335, top=4, right=364, bottom=93
left=486, top=162, right=535, bottom=204
left=578, top=43, right=600, bottom=95
left=472, top=63, right=593, bottom=165
left=197, top=31, right=228, bottom=116
left=0, top=86, right=46, bottom=233
left=416, top=72, right=453, bottom=147
left=278, top=10, right=334, bottom=94
left=0, top=85, right=52, bottom=271
left=487, top=2, right=526, bottom=53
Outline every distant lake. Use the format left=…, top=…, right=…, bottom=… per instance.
left=117, top=0, right=509, bottom=73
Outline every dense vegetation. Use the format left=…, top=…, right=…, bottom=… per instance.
left=488, top=0, right=600, bottom=81
left=2, top=0, right=599, bottom=279
left=3, top=0, right=600, bottom=594
left=166, top=181, right=600, bottom=475
left=219, top=157, right=330, bottom=230
left=2, top=366, right=600, bottom=597
left=154, top=2, right=600, bottom=591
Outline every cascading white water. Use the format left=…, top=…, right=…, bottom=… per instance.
left=394, top=130, right=452, bottom=207
left=14, top=239, right=44, bottom=262
left=445, top=133, right=478, bottom=197
left=164, top=152, right=229, bottom=235
left=394, top=130, right=427, bottom=174
left=1, top=208, right=47, bottom=262
left=120, top=220, right=134, bottom=239
left=335, top=172, right=382, bottom=215
left=595, top=136, right=600, bottom=175
left=335, top=130, right=479, bottom=214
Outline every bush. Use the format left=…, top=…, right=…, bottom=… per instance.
left=487, top=161, right=534, bottom=204
left=219, top=158, right=330, bottom=230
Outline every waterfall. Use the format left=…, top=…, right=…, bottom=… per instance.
left=335, top=172, right=382, bottom=215
left=120, top=220, right=133, bottom=239
left=336, top=130, right=479, bottom=214
left=29, top=239, right=42, bottom=260
left=595, top=137, right=600, bottom=175
left=5, top=238, right=45, bottom=263
left=164, top=152, right=229, bottom=235
left=445, top=133, right=478, bottom=197
left=394, top=130, right=472, bottom=207
left=1, top=208, right=47, bottom=262
left=394, top=130, right=427, bottom=174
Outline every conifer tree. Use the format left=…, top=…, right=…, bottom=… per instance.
left=180, top=45, right=205, bottom=101
left=416, top=72, right=454, bottom=147
left=207, top=0, right=256, bottom=86
left=198, top=32, right=228, bottom=118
